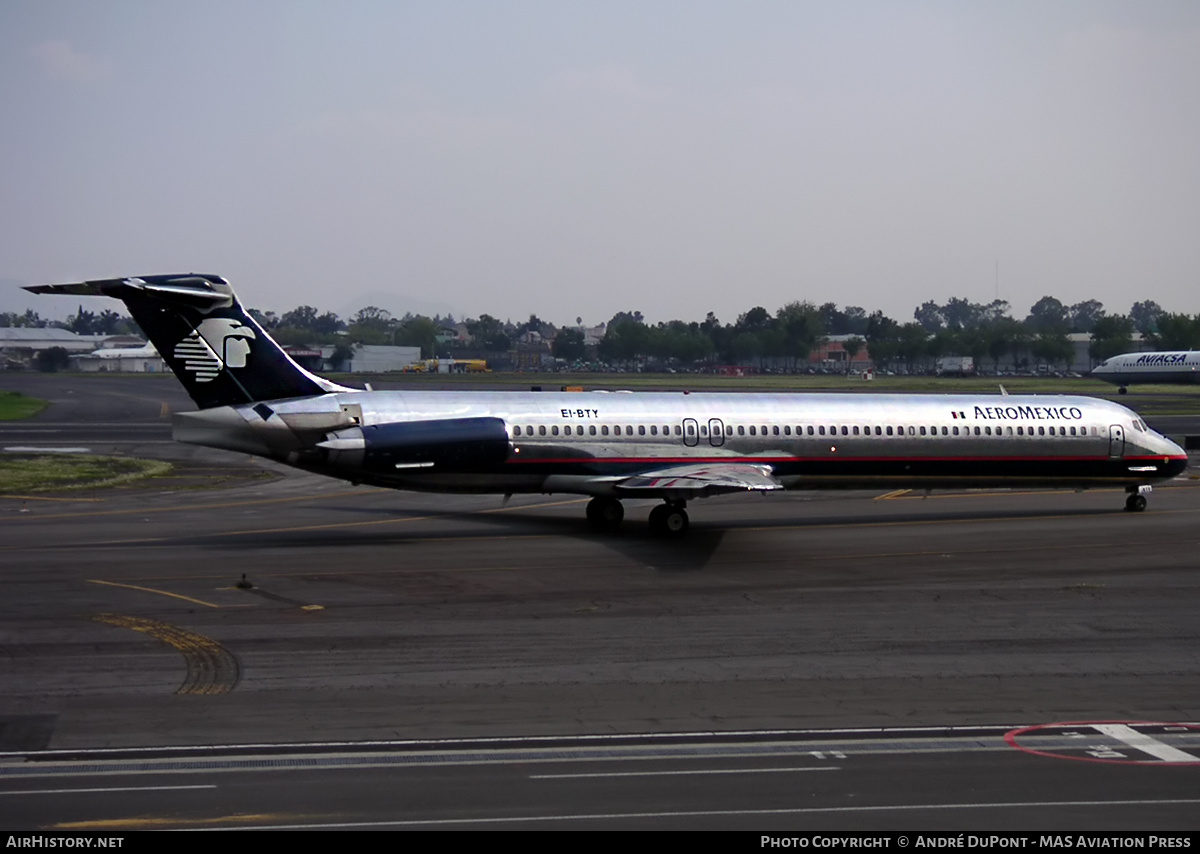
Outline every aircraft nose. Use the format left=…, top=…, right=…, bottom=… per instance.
left=1158, top=433, right=1189, bottom=477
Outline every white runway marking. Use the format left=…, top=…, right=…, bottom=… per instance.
left=207, top=798, right=1200, bottom=830
left=1, top=785, right=216, bottom=795
left=3, top=446, right=90, bottom=453
left=530, top=766, right=838, bottom=779
left=1092, top=724, right=1198, bottom=763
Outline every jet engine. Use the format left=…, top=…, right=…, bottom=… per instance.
left=318, top=416, right=510, bottom=472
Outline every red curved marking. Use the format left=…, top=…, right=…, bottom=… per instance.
left=1005, top=720, right=1200, bottom=766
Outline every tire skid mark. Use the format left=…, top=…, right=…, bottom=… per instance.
left=91, top=614, right=239, bottom=695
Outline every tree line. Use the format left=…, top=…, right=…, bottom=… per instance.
left=1, top=305, right=140, bottom=336
left=591, top=296, right=1193, bottom=372
left=9, top=294, right=1200, bottom=371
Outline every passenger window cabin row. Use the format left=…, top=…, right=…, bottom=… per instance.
left=511, top=423, right=1099, bottom=438
left=512, top=424, right=684, bottom=437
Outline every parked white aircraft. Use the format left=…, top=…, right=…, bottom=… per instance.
left=28, top=275, right=1188, bottom=532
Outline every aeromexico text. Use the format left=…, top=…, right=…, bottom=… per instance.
left=975, top=405, right=1084, bottom=421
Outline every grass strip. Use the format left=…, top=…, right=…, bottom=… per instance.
left=0, top=390, right=48, bottom=420
left=0, top=454, right=172, bottom=493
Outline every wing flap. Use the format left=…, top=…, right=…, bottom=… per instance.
left=611, top=462, right=783, bottom=499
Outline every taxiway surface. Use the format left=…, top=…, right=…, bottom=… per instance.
left=2, top=375, right=1198, bottom=829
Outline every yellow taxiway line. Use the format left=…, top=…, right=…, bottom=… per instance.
left=88, top=579, right=221, bottom=609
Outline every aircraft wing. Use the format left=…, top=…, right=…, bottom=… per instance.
left=609, top=462, right=783, bottom=499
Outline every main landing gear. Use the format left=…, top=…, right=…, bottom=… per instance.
left=648, top=501, right=689, bottom=536
left=1124, top=485, right=1150, bottom=512
left=586, top=496, right=624, bottom=529
left=585, top=497, right=690, bottom=536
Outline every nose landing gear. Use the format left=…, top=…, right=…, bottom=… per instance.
left=1124, top=485, right=1150, bottom=512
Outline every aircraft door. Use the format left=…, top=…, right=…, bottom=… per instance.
left=708, top=418, right=725, bottom=447
left=1109, top=424, right=1125, bottom=457
left=682, top=418, right=700, bottom=447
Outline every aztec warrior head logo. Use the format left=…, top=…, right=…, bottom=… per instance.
left=173, top=318, right=257, bottom=383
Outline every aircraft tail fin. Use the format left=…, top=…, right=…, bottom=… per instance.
left=25, top=274, right=348, bottom=408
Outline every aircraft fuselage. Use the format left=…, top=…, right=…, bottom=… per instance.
left=1092, top=350, right=1200, bottom=390
left=174, top=389, right=1187, bottom=495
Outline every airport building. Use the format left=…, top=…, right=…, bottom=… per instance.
left=0, top=327, right=111, bottom=369
left=70, top=343, right=167, bottom=373
left=332, top=344, right=421, bottom=373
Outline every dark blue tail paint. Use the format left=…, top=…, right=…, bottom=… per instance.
left=25, top=274, right=333, bottom=409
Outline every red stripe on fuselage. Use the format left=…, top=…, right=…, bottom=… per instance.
left=505, top=454, right=1180, bottom=465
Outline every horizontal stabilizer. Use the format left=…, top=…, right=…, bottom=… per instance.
left=25, top=274, right=235, bottom=309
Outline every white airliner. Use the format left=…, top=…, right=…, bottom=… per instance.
left=27, top=275, right=1187, bottom=533
left=1091, top=350, right=1200, bottom=393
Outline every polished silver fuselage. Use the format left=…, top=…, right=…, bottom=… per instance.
left=174, top=390, right=1188, bottom=497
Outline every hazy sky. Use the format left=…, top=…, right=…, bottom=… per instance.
left=2, top=1, right=1198, bottom=327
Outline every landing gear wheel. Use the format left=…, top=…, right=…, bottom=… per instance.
left=586, top=496, right=624, bottom=529
left=1124, top=493, right=1147, bottom=512
left=1118, top=386, right=1128, bottom=395
left=649, top=503, right=689, bottom=536
left=662, top=506, right=689, bottom=535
